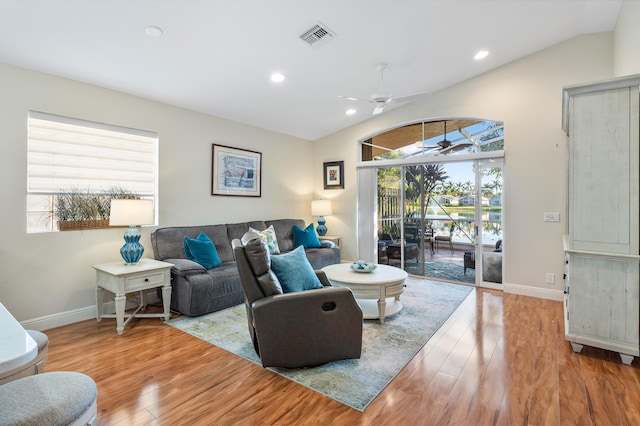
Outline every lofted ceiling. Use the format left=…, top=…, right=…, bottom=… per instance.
left=0, top=0, right=622, bottom=141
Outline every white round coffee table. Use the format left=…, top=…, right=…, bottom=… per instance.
left=321, top=263, right=408, bottom=324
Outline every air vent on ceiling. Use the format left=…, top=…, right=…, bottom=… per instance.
left=299, top=22, right=335, bottom=48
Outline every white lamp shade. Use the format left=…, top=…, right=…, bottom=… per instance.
left=311, top=200, right=332, bottom=216
left=109, top=199, right=155, bottom=226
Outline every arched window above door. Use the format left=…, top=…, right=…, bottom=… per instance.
left=361, top=118, right=504, bottom=162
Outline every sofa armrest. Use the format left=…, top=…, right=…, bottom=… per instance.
left=164, top=258, right=207, bottom=276
left=319, top=240, right=336, bottom=249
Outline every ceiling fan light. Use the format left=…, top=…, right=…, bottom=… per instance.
left=474, top=50, right=489, bottom=60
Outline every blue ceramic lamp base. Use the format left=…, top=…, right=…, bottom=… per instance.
left=316, top=216, right=328, bottom=236
left=120, top=225, right=144, bottom=264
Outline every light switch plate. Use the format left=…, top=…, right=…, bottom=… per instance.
left=543, top=212, right=560, bottom=222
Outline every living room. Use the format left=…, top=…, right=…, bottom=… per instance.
left=1, top=1, right=640, bottom=424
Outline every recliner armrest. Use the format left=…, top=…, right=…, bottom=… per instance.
left=315, top=270, right=331, bottom=287
left=251, top=287, right=363, bottom=368
left=252, top=287, right=360, bottom=317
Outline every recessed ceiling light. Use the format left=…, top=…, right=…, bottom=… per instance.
left=145, top=26, right=163, bottom=38
left=474, top=50, right=489, bottom=60
left=346, top=109, right=357, bottom=115
left=271, top=73, right=285, bottom=83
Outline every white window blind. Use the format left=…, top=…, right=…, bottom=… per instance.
left=27, top=111, right=158, bottom=233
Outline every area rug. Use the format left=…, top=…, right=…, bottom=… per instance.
left=405, top=261, right=475, bottom=284
left=167, top=278, right=472, bottom=412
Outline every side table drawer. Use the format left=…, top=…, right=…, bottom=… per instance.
left=126, top=271, right=167, bottom=291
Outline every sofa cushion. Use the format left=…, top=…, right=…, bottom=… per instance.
left=184, top=232, right=222, bottom=269
left=292, top=223, right=321, bottom=249
left=249, top=225, right=280, bottom=254
left=270, top=245, right=322, bottom=293
left=241, top=232, right=283, bottom=296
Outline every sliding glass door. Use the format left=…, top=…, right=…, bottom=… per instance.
left=362, top=117, right=504, bottom=288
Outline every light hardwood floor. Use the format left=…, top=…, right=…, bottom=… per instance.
left=44, top=283, right=640, bottom=425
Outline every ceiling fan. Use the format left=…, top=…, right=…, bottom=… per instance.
left=426, top=121, right=473, bottom=154
left=339, top=63, right=430, bottom=115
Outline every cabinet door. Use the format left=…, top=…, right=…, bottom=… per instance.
left=567, top=253, right=639, bottom=355
left=568, top=86, right=639, bottom=255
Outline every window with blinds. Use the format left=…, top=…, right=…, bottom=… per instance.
left=27, top=111, right=158, bottom=233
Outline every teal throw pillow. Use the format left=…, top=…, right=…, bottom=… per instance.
left=184, top=232, right=222, bottom=269
left=270, top=246, right=322, bottom=293
left=249, top=225, right=280, bottom=254
left=292, top=223, right=321, bottom=249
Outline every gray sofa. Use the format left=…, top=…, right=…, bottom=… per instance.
left=150, top=219, right=341, bottom=316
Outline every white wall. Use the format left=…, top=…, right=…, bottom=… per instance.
left=613, top=0, right=640, bottom=77
left=0, top=63, right=314, bottom=325
left=313, top=33, right=614, bottom=300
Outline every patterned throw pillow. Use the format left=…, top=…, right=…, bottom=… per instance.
left=248, top=225, right=280, bottom=254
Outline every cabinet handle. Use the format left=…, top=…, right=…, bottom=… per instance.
left=144, top=278, right=149, bottom=282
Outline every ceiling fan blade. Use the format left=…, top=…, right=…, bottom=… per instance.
left=372, top=103, right=386, bottom=115
left=389, top=91, right=431, bottom=103
left=439, top=142, right=473, bottom=154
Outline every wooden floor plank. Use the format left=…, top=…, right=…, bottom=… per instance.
left=36, top=286, right=640, bottom=425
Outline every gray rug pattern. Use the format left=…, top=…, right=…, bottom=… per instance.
left=405, top=261, right=475, bottom=284
left=167, top=277, right=472, bottom=411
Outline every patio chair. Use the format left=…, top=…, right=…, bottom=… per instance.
left=435, top=223, right=455, bottom=254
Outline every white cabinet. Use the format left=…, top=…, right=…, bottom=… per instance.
left=562, top=74, right=640, bottom=365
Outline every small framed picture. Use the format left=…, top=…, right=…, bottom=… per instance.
left=323, top=161, right=344, bottom=190
left=212, top=144, right=262, bottom=197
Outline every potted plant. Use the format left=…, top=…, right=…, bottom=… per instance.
left=55, top=186, right=139, bottom=231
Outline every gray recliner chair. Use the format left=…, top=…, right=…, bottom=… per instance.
left=232, top=232, right=363, bottom=369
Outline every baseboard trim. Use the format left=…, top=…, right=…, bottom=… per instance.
left=503, top=282, right=564, bottom=301
left=21, top=305, right=100, bottom=331
left=21, top=293, right=160, bottom=331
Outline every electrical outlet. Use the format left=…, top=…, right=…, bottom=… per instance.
left=546, top=273, right=555, bottom=284
left=543, top=212, right=560, bottom=222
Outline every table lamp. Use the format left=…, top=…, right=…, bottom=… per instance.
left=109, top=199, right=155, bottom=264
left=311, top=200, right=332, bottom=236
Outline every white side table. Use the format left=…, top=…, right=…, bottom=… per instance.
left=93, top=259, right=174, bottom=335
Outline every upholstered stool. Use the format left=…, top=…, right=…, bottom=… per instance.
left=0, top=371, right=97, bottom=426
left=0, top=330, right=49, bottom=386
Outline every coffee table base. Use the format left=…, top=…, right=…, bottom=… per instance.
left=357, top=298, right=403, bottom=322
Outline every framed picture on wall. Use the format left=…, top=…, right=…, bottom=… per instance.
left=323, top=161, right=344, bottom=190
left=211, top=144, right=262, bottom=197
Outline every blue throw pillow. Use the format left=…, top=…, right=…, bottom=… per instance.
left=292, top=223, right=321, bottom=249
left=184, top=232, right=222, bottom=269
left=270, top=246, right=322, bottom=293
